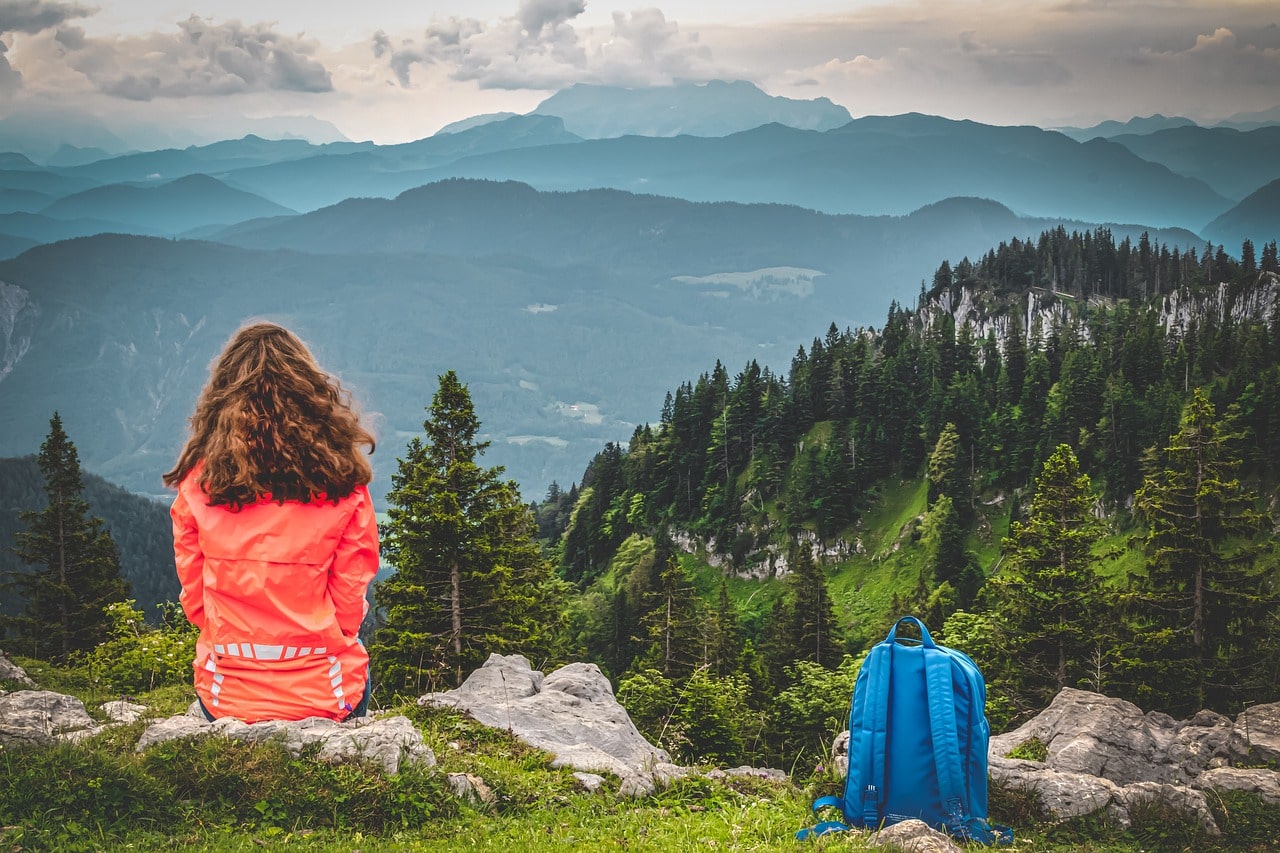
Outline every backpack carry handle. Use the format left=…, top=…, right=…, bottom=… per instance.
left=885, top=615, right=936, bottom=648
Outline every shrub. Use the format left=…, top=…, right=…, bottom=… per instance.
left=82, top=600, right=197, bottom=694
left=1005, top=736, right=1048, bottom=762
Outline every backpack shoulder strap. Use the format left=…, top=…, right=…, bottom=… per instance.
left=856, top=640, right=893, bottom=828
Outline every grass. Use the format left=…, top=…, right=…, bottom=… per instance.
left=4, top=681, right=1280, bottom=853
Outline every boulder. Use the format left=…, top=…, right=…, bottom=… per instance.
left=421, top=654, right=671, bottom=794
left=136, top=713, right=435, bottom=775
left=1194, top=767, right=1280, bottom=805
left=102, top=700, right=148, bottom=725
left=1236, top=701, right=1280, bottom=764
left=871, top=819, right=963, bottom=853
left=0, top=690, right=99, bottom=747
left=986, top=688, right=1280, bottom=834
left=989, top=688, right=1247, bottom=786
left=0, top=654, right=35, bottom=687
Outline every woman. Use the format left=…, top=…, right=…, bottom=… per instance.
left=164, top=322, right=378, bottom=723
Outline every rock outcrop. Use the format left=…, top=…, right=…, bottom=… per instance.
left=0, top=690, right=101, bottom=747
left=135, top=710, right=435, bottom=775
left=987, top=688, right=1280, bottom=833
left=0, top=653, right=36, bottom=687
left=420, top=653, right=673, bottom=795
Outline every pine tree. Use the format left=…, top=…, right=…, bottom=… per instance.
left=2, top=413, right=128, bottom=660
left=986, top=445, right=1109, bottom=709
left=783, top=547, right=841, bottom=668
left=371, top=372, right=564, bottom=693
left=1127, top=390, right=1276, bottom=714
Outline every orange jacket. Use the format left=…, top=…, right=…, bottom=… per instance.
left=172, top=467, right=379, bottom=722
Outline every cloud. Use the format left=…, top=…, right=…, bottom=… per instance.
left=0, top=0, right=94, bottom=35
left=376, top=3, right=720, bottom=91
left=0, top=40, right=21, bottom=95
left=1137, top=27, right=1280, bottom=86
left=958, top=30, right=1072, bottom=87
left=788, top=54, right=890, bottom=87
left=48, top=15, right=334, bottom=100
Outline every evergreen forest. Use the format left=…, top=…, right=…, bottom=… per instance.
left=520, top=227, right=1280, bottom=764
left=5, top=226, right=1280, bottom=779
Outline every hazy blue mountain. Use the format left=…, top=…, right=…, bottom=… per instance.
left=1107, top=126, right=1280, bottom=200
left=1202, top=179, right=1280, bottom=250
left=40, top=174, right=295, bottom=235
left=64, top=135, right=374, bottom=185
left=223, top=114, right=582, bottom=211
left=1216, top=104, right=1280, bottom=131
left=0, top=189, right=53, bottom=215
left=0, top=169, right=99, bottom=198
left=1055, top=114, right=1197, bottom=141
left=0, top=182, right=1202, bottom=500
left=0, top=109, right=131, bottom=162
left=0, top=212, right=162, bottom=247
left=377, top=115, right=1230, bottom=229
left=0, top=153, right=41, bottom=171
left=45, top=145, right=116, bottom=168
left=532, top=80, right=853, bottom=138
left=436, top=113, right=520, bottom=134
left=0, top=234, right=37, bottom=259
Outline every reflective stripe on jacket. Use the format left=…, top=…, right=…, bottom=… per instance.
left=173, top=468, right=378, bottom=723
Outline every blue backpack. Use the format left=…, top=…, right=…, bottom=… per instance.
left=798, top=616, right=1012, bottom=844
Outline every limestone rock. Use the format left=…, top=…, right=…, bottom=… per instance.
left=102, top=700, right=148, bottom=725
left=447, top=772, right=496, bottom=805
left=0, top=654, right=35, bottom=687
left=0, top=690, right=99, bottom=747
left=1194, top=767, right=1280, bottom=805
left=421, top=654, right=670, bottom=794
left=1113, top=781, right=1218, bottom=835
left=871, top=819, right=963, bottom=853
left=989, top=688, right=1245, bottom=786
left=136, top=713, right=435, bottom=775
left=573, top=772, right=606, bottom=793
left=1236, top=702, right=1280, bottom=765
left=832, top=729, right=850, bottom=777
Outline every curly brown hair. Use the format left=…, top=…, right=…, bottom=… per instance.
left=163, top=322, right=375, bottom=508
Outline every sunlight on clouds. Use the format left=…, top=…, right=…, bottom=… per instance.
left=371, top=1, right=723, bottom=91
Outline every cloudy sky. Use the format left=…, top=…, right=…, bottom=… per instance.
left=2, top=0, right=1278, bottom=145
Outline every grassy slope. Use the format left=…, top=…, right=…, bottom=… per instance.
left=4, top=670, right=1273, bottom=852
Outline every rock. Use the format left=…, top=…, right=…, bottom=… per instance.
left=988, top=756, right=1121, bottom=819
left=0, top=690, right=100, bottom=747
left=421, top=654, right=670, bottom=794
left=988, top=688, right=1245, bottom=786
left=1236, top=702, right=1280, bottom=764
left=709, top=766, right=789, bottom=783
left=1113, top=781, right=1218, bottom=835
left=573, top=772, right=606, bottom=793
left=102, top=700, right=148, bottom=725
left=1194, top=767, right=1280, bottom=805
left=871, top=819, right=963, bottom=853
left=985, top=688, right=1280, bottom=834
left=446, top=772, right=496, bottom=805
left=0, top=654, right=35, bottom=687
left=832, top=729, right=851, bottom=777
left=136, top=713, right=435, bottom=775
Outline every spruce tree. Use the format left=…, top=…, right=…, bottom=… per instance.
left=1127, top=390, right=1275, bottom=714
left=371, top=371, right=564, bottom=693
left=2, top=413, right=128, bottom=660
left=986, top=445, right=1109, bottom=709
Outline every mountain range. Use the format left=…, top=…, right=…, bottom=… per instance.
left=0, top=80, right=1277, bottom=500
left=0, top=180, right=1205, bottom=500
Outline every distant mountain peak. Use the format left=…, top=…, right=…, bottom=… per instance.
left=531, top=79, right=852, bottom=139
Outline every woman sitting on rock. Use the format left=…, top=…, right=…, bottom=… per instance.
left=164, top=322, right=378, bottom=723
